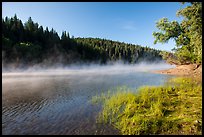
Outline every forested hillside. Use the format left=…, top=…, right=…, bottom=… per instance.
left=2, top=15, right=162, bottom=68
left=74, top=38, right=162, bottom=63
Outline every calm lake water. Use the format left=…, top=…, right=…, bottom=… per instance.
left=2, top=64, right=174, bottom=135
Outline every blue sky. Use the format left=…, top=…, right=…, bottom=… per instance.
left=2, top=2, right=188, bottom=51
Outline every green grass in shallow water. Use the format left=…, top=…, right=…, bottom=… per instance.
left=92, top=77, right=202, bottom=135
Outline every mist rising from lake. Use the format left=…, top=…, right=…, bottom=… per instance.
left=2, top=62, right=175, bottom=135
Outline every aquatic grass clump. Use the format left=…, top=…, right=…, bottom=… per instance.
left=93, top=77, right=202, bottom=135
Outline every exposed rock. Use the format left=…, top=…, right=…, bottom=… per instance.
left=152, top=64, right=202, bottom=81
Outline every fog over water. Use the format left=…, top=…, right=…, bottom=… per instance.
left=2, top=61, right=175, bottom=76
left=2, top=62, right=175, bottom=135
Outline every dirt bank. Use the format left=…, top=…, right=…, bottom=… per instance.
left=153, top=64, right=202, bottom=80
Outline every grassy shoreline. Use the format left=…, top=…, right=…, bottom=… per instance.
left=92, top=76, right=202, bottom=135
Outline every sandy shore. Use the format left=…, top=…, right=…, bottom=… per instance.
left=153, top=64, right=202, bottom=80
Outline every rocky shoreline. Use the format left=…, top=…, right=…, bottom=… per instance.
left=153, top=64, right=202, bottom=80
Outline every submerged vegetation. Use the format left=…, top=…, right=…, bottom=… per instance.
left=92, top=77, right=202, bottom=135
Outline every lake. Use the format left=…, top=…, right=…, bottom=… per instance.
left=2, top=64, right=174, bottom=135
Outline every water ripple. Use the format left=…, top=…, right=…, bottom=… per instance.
left=2, top=71, right=172, bottom=135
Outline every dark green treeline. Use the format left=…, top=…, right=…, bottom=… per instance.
left=2, top=15, right=163, bottom=67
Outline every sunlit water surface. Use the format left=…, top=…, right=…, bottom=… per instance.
left=2, top=65, right=174, bottom=135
